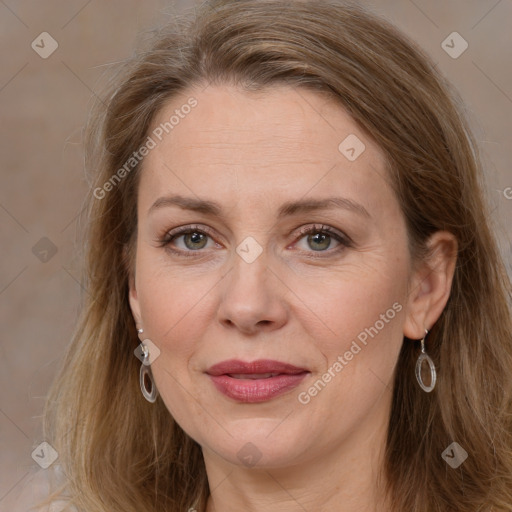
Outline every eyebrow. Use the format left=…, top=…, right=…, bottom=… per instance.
left=148, top=194, right=371, bottom=219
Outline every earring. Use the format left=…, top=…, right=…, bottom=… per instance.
left=415, top=328, right=436, bottom=393
left=137, top=328, right=158, bottom=403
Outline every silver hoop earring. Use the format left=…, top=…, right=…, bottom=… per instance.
left=138, top=329, right=158, bottom=403
left=415, top=328, right=436, bottom=393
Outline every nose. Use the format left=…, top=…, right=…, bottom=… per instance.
left=216, top=249, right=289, bottom=335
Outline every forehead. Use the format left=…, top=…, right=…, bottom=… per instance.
left=139, top=84, right=392, bottom=214
left=149, top=84, right=370, bottom=157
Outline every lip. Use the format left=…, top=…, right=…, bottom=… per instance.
left=206, top=359, right=309, bottom=403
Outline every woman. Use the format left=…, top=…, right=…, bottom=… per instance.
left=35, top=0, right=512, bottom=511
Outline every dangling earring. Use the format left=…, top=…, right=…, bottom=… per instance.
left=415, top=328, right=436, bottom=393
left=137, top=328, right=158, bottom=403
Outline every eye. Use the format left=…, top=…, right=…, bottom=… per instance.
left=293, top=224, right=351, bottom=257
left=159, top=224, right=218, bottom=257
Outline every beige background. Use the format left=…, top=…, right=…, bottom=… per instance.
left=1, top=0, right=511, bottom=509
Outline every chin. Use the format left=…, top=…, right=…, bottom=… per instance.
left=198, top=418, right=316, bottom=469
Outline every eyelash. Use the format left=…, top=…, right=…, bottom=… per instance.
left=158, top=224, right=352, bottom=259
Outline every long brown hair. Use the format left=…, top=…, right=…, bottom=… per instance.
left=37, top=1, right=512, bottom=510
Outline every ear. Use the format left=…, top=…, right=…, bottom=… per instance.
left=125, top=244, right=142, bottom=327
left=403, top=231, right=458, bottom=339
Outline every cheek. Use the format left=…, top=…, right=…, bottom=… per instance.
left=136, top=249, right=206, bottom=329
left=134, top=262, right=213, bottom=428
left=294, top=274, right=405, bottom=434
left=290, top=261, right=408, bottom=420
left=134, top=254, right=224, bottom=391
left=292, top=259, right=408, bottom=354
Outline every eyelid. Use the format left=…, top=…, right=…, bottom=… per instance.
left=163, top=224, right=216, bottom=240
left=294, top=224, right=352, bottom=245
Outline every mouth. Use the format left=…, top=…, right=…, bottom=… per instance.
left=227, top=372, right=283, bottom=379
left=206, top=359, right=308, bottom=376
left=205, top=359, right=310, bottom=403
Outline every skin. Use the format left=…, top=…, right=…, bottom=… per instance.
left=129, top=84, right=457, bottom=512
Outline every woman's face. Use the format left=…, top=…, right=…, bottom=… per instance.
left=129, top=84, right=417, bottom=469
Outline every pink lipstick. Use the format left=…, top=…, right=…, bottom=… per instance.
left=206, top=359, right=309, bottom=403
